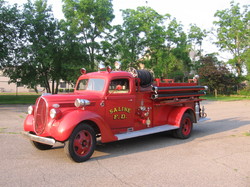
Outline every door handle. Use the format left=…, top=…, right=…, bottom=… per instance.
left=128, top=99, right=133, bottom=102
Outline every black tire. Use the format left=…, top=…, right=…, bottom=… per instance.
left=173, top=113, right=193, bottom=139
left=64, top=123, right=96, bottom=162
left=31, top=141, right=53, bottom=150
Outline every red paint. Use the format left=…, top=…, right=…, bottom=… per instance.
left=182, top=117, right=192, bottom=136
left=23, top=68, right=207, bottom=162
left=73, top=130, right=92, bottom=157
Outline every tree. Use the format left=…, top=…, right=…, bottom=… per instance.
left=62, top=0, right=115, bottom=71
left=113, top=6, right=168, bottom=69
left=188, top=24, right=207, bottom=59
left=56, top=19, right=89, bottom=84
left=0, top=1, right=20, bottom=65
left=198, top=54, right=238, bottom=96
left=112, top=6, right=192, bottom=79
left=213, top=1, right=249, bottom=76
left=165, top=18, right=191, bottom=80
left=2, top=0, right=67, bottom=94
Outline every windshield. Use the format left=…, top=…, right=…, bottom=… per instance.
left=76, top=78, right=105, bottom=91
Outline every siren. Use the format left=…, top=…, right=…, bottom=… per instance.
left=80, top=68, right=87, bottom=75
left=107, top=66, right=112, bottom=73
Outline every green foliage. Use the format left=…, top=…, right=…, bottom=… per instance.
left=1, top=0, right=88, bottom=94
left=2, top=0, right=60, bottom=93
left=188, top=24, right=207, bottom=60
left=213, top=1, right=249, bottom=76
left=113, top=6, right=167, bottom=66
left=112, top=6, right=191, bottom=79
left=243, top=48, right=250, bottom=80
left=0, top=1, right=21, bottom=65
left=198, top=54, right=240, bottom=95
left=58, top=88, right=74, bottom=93
left=238, top=84, right=250, bottom=96
left=1, top=0, right=248, bottom=97
left=56, top=19, right=89, bottom=82
left=62, top=0, right=115, bottom=70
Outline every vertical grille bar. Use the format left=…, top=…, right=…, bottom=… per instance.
left=34, top=97, right=47, bottom=135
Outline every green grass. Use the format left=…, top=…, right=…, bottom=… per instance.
left=0, top=127, right=20, bottom=134
left=201, top=95, right=250, bottom=101
left=243, top=132, right=250, bottom=136
left=0, top=95, right=39, bottom=104
left=0, top=92, right=40, bottom=95
left=0, top=93, right=250, bottom=104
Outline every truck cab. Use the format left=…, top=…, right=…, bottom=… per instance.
left=22, top=67, right=208, bottom=162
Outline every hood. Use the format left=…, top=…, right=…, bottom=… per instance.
left=39, top=92, right=102, bottom=108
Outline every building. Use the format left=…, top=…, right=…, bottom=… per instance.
left=0, top=71, right=74, bottom=93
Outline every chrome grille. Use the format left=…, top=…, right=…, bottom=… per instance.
left=34, top=97, right=47, bottom=135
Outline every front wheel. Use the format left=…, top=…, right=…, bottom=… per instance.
left=64, top=123, right=96, bottom=162
left=173, top=113, right=193, bottom=139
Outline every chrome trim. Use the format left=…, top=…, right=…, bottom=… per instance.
left=27, top=105, right=33, bottom=115
left=75, top=99, right=91, bottom=108
left=52, top=104, right=60, bottom=108
left=115, top=124, right=179, bottom=140
left=34, top=97, right=48, bottom=135
left=21, top=131, right=55, bottom=146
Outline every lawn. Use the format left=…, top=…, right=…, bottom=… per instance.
left=0, top=95, right=40, bottom=104
left=0, top=93, right=250, bottom=105
left=201, top=95, right=250, bottom=101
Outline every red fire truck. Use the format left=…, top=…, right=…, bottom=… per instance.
left=22, top=67, right=208, bottom=162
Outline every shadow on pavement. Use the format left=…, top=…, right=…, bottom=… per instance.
left=89, top=117, right=250, bottom=161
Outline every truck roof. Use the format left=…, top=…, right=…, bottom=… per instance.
left=78, top=70, right=134, bottom=79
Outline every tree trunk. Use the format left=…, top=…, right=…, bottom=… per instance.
left=52, top=80, right=55, bottom=94
left=214, top=89, right=218, bottom=98
left=44, top=79, right=51, bottom=93
left=55, top=80, right=59, bottom=94
left=236, top=57, right=242, bottom=76
left=43, top=73, right=51, bottom=93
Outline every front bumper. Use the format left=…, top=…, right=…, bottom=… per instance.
left=21, top=131, right=56, bottom=146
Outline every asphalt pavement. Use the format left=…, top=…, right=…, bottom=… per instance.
left=0, top=101, right=249, bottom=187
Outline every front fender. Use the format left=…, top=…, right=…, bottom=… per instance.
left=167, top=107, right=194, bottom=127
left=23, top=115, right=34, bottom=132
left=50, top=110, right=117, bottom=143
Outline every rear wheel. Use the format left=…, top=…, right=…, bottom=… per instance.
left=31, top=141, right=53, bottom=150
left=173, top=113, right=193, bottom=139
left=64, top=123, right=96, bottom=162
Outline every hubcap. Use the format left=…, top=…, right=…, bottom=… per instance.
left=182, top=118, right=191, bottom=136
left=73, top=130, right=92, bottom=156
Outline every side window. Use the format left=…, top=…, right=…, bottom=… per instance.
left=109, top=79, right=129, bottom=94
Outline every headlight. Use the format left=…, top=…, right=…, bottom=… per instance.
left=74, top=99, right=91, bottom=108
left=27, top=105, right=34, bottom=115
left=50, top=108, right=61, bottom=119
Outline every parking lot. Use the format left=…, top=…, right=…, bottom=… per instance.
left=0, top=101, right=249, bottom=187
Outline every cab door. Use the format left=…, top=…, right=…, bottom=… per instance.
left=105, top=78, right=135, bottom=134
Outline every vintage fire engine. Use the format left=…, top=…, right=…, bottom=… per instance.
left=22, top=67, right=208, bottom=162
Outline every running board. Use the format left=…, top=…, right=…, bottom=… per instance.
left=115, top=125, right=179, bottom=141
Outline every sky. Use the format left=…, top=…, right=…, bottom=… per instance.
left=7, top=0, right=249, bottom=58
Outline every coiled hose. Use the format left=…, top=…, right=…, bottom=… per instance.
left=127, top=67, right=154, bottom=87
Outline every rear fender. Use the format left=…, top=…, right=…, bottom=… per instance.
left=167, top=107, right=195, bottom=127
left=50, top=110, right=117, bottom=143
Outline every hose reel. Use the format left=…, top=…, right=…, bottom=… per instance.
left=127, top=67, right=154, bottom=88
